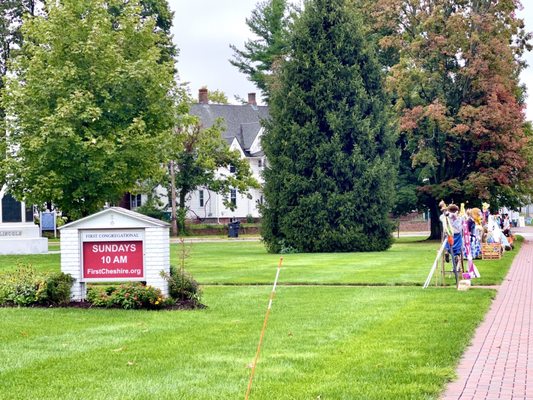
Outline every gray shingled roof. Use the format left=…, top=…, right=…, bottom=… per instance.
left=189, top=103, right=269, bottom=156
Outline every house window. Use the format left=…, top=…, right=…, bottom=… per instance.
left=199, top=190, right=204, bottom=207
left=229, top=164, right=236, bottom=173
left=230, top=189, right=237, bottom=207
left=258, top=159, right=263, bottom=168
left=131, top=194, right=142, bottom=208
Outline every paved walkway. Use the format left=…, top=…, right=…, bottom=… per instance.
left=441, top=234, right=533, bottom=400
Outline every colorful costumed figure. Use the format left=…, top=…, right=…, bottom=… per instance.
left=445, top=204, right=463, bottom=255
left=469, top=207, right=483, bottom=259
left=462, top=208, right=481, bottom=280
left=424, top=201, right=466, bottom=288
left=489, top=215, right=512, bottom=252
left=482, top=202, right=490, bottom=227
left=442, top=204, right=464, bottom=280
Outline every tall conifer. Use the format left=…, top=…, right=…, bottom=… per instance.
left=261, top=0, right=397, bottom=253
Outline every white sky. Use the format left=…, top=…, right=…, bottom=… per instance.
left=171, top=0, right=260, bottom=103
left=170, top=0, right=533, bottom=120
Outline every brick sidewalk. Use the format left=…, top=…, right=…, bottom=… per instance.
left=441, top=239, right=533, bottom=400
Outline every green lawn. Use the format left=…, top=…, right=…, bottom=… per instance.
left=174, top=237, right=522, bottom=286
left=0, top=237, right=523, bottom=399
left=0, top=286, right=494, bottom=400
left=0, top=236, right=520, bottom=287
left=0, top=253, right=59, bottom=274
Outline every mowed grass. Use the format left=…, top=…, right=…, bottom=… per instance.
left=0, top=286, right=494, bottom=400
left=174, top=237, right=522, bottom=286
left=0, top=236, right=522, bottom=286
left=0, top=236, right=523, bottom=399
left=0, top=253, right=59, bottom=274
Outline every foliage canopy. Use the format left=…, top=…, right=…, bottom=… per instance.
left=366, top=0, right=533, bottom=238
left=166, top=114, right=259, bottom=234
left=3, top=0, right=177, bottom=219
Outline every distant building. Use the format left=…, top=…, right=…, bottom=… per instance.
left=126, top=89, right=268, bottom=223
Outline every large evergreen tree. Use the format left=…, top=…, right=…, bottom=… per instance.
left=261, top=0, right=398, bottom=253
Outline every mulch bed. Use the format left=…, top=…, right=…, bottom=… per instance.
left=1, top=300, right=206, bottom=310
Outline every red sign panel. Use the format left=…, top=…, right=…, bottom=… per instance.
left=83, top=241, right=144, bottom=279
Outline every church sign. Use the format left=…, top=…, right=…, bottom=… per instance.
left=60, top=207, right=170, bottom=301
left=81, top=230, right=144, bottom=280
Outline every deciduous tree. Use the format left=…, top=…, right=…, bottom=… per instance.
left=0, top=1, right=42, bottom=183
left=3, top=0, right=177, bottom=219
left=367, top=0, right=532, bottom=239
left=111, top=0, right=177, bottom=64
left=166, top=115, right=259, bottom=235
left=207, top=89, right=229, bottom=105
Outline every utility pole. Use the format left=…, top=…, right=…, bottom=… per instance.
left=169, top=160, right=178, bottom=236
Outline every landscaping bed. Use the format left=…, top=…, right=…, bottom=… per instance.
left=1, top=299, right=204, bottom=310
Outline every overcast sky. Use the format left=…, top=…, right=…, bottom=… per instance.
left=170, top=1, right=533, bottom=120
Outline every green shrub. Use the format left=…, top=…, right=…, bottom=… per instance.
left=278, top=239, right=299, bottom=254
left=86, top=286, right=112, bottom=307
left=135, top=197, right=170, bottom=222
left=45, top=272, right=74, bottom=305
left=87, top=283, right=170, bottom=310
left=161, top=266, right=202, bottom=303
left=0, top=264, right=43, bottom=306
left=0, top=264, right=73, bottom=306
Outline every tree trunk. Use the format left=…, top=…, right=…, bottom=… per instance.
left=178, top=189, right=187, bottom=235
left=169, top=161, right=178, bottom=236
left=428, top=198, right=442, bottom=240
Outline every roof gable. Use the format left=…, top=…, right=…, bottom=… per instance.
left=249, top=127, right=264, bottom=156
left=190, top=103, right=269, bottom=154
left=59, top=207, right=170, bottom=230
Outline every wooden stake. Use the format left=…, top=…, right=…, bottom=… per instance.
left=245, top=257, right=283, bottom=400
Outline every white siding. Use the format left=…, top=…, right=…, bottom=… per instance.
left=60, top=209, right=170, bottom=301
left=162, top=143, right=264, bottom=220
left=144, top=228, right=170, bottom=296
left=60, top=228, right=84, bottom=300
left=149, top=139, right=265, bottom=220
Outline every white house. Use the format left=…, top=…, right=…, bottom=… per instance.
left=184, top=89, right=267, bottom=222
left=126, top=89, right=268, bottom=223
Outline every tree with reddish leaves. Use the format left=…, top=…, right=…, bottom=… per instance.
left=363, top=0, right=533, bottom=238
